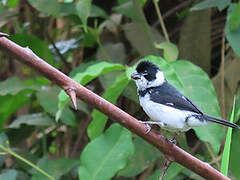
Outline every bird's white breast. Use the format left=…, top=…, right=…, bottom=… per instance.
left=139, top=93, right=206, bottom=132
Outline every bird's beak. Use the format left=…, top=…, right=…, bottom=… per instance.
left=131, top=71, right=141, bottom=80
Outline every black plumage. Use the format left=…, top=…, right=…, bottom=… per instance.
left=139, top=81, right=203, bottom=114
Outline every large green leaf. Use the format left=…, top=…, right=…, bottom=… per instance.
left=9, top=34, right=55, bottom=66
left=79, top=124, right=134, bottom=180
left=31, top=157, right=78, bottom=180
left=57, top=61, right=125, bottom=115
left=226, top=4, right=240, bottom=56
left=9, top=113, right=54, bottom=128
left=171, top=61, right=224, bottom=154
left=118, top=136, right=161, bottom=177
left=88, top=73, right=130, bottom=140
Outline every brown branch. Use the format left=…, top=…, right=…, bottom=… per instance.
left=0, top=34, right=230, bottom=180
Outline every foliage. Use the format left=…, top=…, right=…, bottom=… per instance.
left=0, top=0, right=239, bottom=179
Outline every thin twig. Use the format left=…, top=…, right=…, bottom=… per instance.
left=153, top=0, right=170, bottom=42
left=0, top=35, right=230, bottom=180
left=159, top=159, right=172, bottom=180
left=220, top=30, right=226, bottom=119
left=45, top=33, right=71, bottom=71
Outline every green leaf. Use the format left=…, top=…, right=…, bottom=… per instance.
left=0, top=77, right=40, bottom=95
left=76, top=0, right=92, bottom=32
left=154, top=42, right=179, bottom=62
left=6, top=0, right=19, bottom=8
left=229, top=2, right=240, bottom=31
left=0, top=169, right=29, bottom=180
left=37, top=87, right=76, bottom=126
left=171, top=60, right=224, bottom=154
left=32, top=157, right=78, bottom=180
left=221, top=100, right=235, bottom=175
left=57, top=61, right=125, bottom=116
left=234, top=93, right=240, bottom=123
left=88, top=73, right=130, bottom=140
left=119, top=136, right=161, bottom=177
left=28, top=0, right=77, bottom=17
left=9, top=113, right=54, bottom=128
left=9, top=34, right=55, bottom=66
left=191, top=0, right=230, bottom=11
left=0, top=92, right=30, bottom=127
left=225, top=4, right=240, bottom=56
left=230, top=128, right=240, bottom=178
left=79, top=124, right=134, bottom=180
left=113, top=2, right=138, bottom=21
left=90, top=5, right=108, bottom=18
left=28, top=0, right=60, bottom=17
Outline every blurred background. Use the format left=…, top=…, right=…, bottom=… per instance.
left=0, top=0, right=240, bottom=179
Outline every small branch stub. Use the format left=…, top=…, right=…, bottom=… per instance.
left=66, top=87, right=77, bottom=110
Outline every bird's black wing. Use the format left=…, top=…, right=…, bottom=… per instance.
left=148, top=82, right=203, bottom=114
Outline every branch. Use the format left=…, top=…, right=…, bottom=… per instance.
left=0, top=34, right=229, bottom=180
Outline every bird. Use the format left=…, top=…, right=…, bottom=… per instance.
left=131, top=60, right=239, bottom=132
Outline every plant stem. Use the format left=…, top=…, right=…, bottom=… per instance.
left=0, top=144, right=55, bottom=180
left=153, top=0, right=170, bottom=42
left=220, top=30, right=226, bottom=119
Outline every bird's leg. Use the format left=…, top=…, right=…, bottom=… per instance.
left=169, top=132, right=180, bottom=144
left=138, top=120, right=162, bottom=125
left=138, top=119, right=162, bottom=134
left=138, top=120, right=153, bottom=134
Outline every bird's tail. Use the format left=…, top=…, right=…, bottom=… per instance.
left=203, top=114, right=239, bottom=129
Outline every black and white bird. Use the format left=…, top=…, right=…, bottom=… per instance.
left=131, top=60, right=239, bottom=132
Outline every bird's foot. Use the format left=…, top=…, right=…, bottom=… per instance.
left=169, top=138, right=177, bottom=145
left=138, top=120, right=152, bottom=134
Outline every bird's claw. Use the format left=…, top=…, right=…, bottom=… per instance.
left=138, top=120, right=151, bottom=134
left=169, top=138, right=177, bottom=145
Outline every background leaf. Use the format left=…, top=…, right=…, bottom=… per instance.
left=9, top=34, right=55, bottom=66
left=225, top=4, right=240, bottom=56
left=57, top=61, right=125, bottom=115
left=154, top=42, right=179, bottom=62
left=76, top=0, right=92, bottom=32
left=87, top=73, right=130, bottom=140
left=229, top=2, right=240, bottom=31
left=172, top=60, right=224, bottom=154
left=9, top=113, right=54, bottom=128
left=220, top=100, right=234, bottom=175
left=119, top=136, right=161, bottom=177
left=79, top=124, right=134, bottom=180
left=191, top=0, right=230, bottom=11
left=31, top=157, right=78, bottom=180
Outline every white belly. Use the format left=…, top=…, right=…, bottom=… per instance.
left=139, top=94, right=206, bottom=132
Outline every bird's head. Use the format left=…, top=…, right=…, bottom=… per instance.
left=131, top=60, right=165, bottom=91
